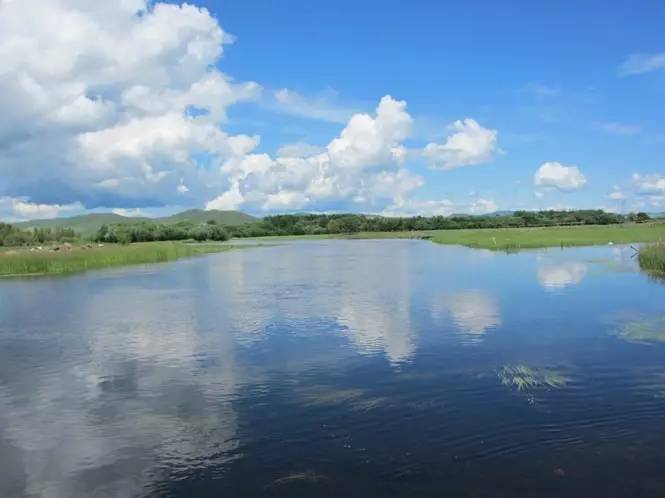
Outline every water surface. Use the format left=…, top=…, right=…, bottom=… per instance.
left=1, top=240, right=665, bottom=497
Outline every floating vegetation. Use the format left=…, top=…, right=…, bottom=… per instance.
left=300, top=387, right=388, bottom=412
left=265, top=471, right=329, bottom=489
left=616, top=316, right=665, bottom=344
left=498, top=365, right=568, bottom=392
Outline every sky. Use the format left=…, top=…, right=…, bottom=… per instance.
left=0, top=0, right=664, bottom=221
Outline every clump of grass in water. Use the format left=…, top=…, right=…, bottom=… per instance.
left=300, top=387, right=388, bottom=412
left=0, top=242, right=234, bottom=277
left=498, top=365, right=568, bottom=392
left=639, top=243, right=665, bottom=275
left=616, top=317, right=665, bottom=344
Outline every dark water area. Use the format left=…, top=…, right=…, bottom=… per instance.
left=1, top=240, right=665, bottom=498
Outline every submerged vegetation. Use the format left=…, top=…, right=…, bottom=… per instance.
left=616, top=317, right=665, bottom=344
left=638, top=243, right=665, bottom=275
left=0, top=242, right=235, bottom=277
left=498, top=365, right=568, bottom=392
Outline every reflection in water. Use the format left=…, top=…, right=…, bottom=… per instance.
left=333, top=241, right=415, bottom=364
left=432, top=290, right=501, bottom=342
left=537, top=259, right=588, bottom=290
left=2, top=241, right=665, bottom=498
left=0, top=277, right=243, bottom=498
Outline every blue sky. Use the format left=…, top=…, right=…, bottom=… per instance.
left=0, top=0, right=664, bottom=220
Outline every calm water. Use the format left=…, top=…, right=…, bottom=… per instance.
left=1, top=240, right=665, bottom=498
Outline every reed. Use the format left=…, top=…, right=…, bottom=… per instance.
left=0, top=242, right=235, bottom=277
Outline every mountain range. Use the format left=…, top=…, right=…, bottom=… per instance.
left=14, top=209, right=257, bottom=237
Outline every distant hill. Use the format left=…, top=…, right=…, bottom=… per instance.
left=14, top=209, right=257, bottom=237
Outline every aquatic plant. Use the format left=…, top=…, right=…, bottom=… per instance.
left=0, top=242, right=237, bottom=277
left=265, top=471, right=328, bottom=489
left=639, top=243, right=665, bottom=275
left=300, top=387, right=387, bottom=412
left=616, top=317, right=665, bottom=344
left=498, top=365, right=568, bottom=392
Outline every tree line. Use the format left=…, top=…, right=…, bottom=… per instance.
left=0, top=223, right=78, bottom=247
left=224, top=210, right=649, bottom=238
left=0, top=210, right=653, bottom=247
left=94, top=220, right=230, bottom=244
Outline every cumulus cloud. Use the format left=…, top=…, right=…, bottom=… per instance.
left=206, top=95, right=423, bottom=212
left=0, top=197, right=82, bottom=220
left=534, top=161, right=587, bottom=191
left=423, top=119, right=498, bottom=170
left=0, top=0, right=259, bottom=210
left=619, top=52, right=665, bottom=76
left=0, top=0, right=501, bottom=218
left=632, top=173, right=665, bottom=195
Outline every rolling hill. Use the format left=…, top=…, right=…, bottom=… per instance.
left=14, top=209, right=257, bottom=237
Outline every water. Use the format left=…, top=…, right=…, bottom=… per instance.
left=1, top=240, right=665, bottom=498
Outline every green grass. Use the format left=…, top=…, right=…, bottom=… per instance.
left=255, top=222, right=665, bottom=250
left=0, top=242, right=237, bottom=278
left=638, top=243, right=665, bottom=275
left=429, top=222, right=665, bottom=250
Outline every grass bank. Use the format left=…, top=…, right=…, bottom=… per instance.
left=0, top=242, right=236, bottom=278
left=428, top=222, right=665, bottom=250
left=256, top=222, right=665, bottom=250
left=638, top=243, right=665, bottom=275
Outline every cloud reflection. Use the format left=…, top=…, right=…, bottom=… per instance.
left=537, top=260, right=588, bottom=290
left=432, top=290, right=501, bottom=343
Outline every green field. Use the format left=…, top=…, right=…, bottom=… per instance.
left=257, top=222, right=665, bottom=250
left=428, top=222, right=665, bottom=250
left=0, top=242, right=237, bottom=278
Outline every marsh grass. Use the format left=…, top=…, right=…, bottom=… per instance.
left=0, top=242, right=235, bottom=277
left=616, top=317, right=665, bottom=344
left=498, top=365, right=568, bottom=392
left=431, top=222, right=665, bottom=251
left=638, top=243, right=665, bottom=275
left=260, top=222, right=665, bottom=251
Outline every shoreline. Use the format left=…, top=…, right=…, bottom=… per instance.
left=2, top=223, right=664, bottom=278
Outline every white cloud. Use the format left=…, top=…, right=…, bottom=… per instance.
left=206, top=95, right=423, bottom=212
left=534, top=161, right=587, bottom=191
left=0, top=197, right=82, bottom=220
left=423, top=119, right=498, bottom=170
left=0, top=0, right=259, bottom=210
left=469, top=198, right=497, bottom=214
left=0, top=0, right=501, bottom=218
left=381, top=198, right=455, bottom=217
left=619, top=52, right=665, bottom=76
left=609, top=191, right=625, bottom=201
left=277, top=142, right=325, bottom=158
left=271, top=88, right=357, bottom=124
left=632, top=173, right=665, bottom=195
left=382, top=197, right=497, bottom=217
left=111, top=208, right=144, bottom=217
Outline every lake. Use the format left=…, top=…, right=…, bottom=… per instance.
left=1, top=240, right=665, bottom=498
